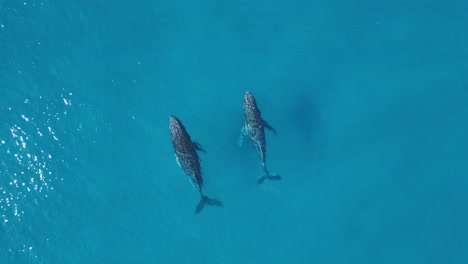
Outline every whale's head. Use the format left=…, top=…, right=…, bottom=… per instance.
left=244, top=91, right=257, bottom=108
left=169, top=115, right=180, bottom=125
left=169, top=115, right=184, bottom=137
left=169, top=115, right=180, bottom=127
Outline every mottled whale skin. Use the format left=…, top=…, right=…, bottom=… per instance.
left=169, top=115, right=222, bottom=214
left=239, top=92, right=281, bottom=184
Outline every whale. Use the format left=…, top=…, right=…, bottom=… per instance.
left=238, top=91, right=281, bottom=184
left=169, top=115, right=222, bottom=214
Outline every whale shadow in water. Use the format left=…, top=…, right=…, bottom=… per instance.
left=270, top=88, right=328, bottom=188
left=283, top=88, right=325, bottom=153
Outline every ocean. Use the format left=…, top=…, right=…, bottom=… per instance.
left=1, top=0, right=467, bottom=263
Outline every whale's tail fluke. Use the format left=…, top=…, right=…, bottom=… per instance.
left=194, top=194, right=223, bottom=214
left=257, top=170, right=281, bottom=184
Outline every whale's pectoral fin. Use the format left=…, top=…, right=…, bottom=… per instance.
left=262, top=119, right=277, bottom=134
left=238, top=127, right=246, bottom=147
left=193, top=142, right=207, bottom=153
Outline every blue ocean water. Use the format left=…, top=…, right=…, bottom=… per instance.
left=1, top=0, right=468, bottom=263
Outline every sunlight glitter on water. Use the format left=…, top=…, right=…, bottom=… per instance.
left=0, top=91, right=75, bottom=223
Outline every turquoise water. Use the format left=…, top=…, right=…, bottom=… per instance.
left=1, top=0, right=468, bottom=263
